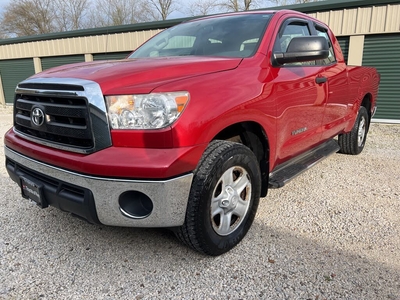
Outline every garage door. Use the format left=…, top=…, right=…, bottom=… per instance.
left=41, top=55, right=85, bottom=71
left=363, top=34, right=400, bottom=121
left=337, top=36, right=349, bottom=64
left=0, top=59, right=35, bottom=104
left=93, top=52, right=132, bottom=61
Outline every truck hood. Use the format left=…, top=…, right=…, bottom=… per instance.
left=32, top=56, right=242, bottom=94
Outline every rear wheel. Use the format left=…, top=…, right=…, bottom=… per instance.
left=176, top=140, right=261, bottom=256
left=338, top=106, right=369, bottom=155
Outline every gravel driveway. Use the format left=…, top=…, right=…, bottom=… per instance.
left=0, top=106, right=399, bottom=300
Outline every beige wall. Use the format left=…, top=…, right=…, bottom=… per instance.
left=0, top=75, right=5, bottom=106
left=309, top=4, right=400, bottom=36
left=347, top=35, right=365, bottom=66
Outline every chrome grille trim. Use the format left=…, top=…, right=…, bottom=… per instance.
left=13, top=78, right=111, bottom=154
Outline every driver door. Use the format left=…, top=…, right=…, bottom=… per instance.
left=269, top=18, right=327, bottom=164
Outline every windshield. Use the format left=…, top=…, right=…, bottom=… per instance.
left=129, top=13, right=273, bottom=59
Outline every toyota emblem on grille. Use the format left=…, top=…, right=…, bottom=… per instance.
left=31, top=107, right=45, bottom=126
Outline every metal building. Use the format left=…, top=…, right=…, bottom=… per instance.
left=0, top=0, right=399, bottom=122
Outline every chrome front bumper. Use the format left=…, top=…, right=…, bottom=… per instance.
left=5, top=147, right=193, bottom=227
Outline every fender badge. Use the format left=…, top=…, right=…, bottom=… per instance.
left=291, top=127, right=307, bottom=136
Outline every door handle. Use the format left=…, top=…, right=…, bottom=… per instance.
left=315, top=76, right=328, bottom=84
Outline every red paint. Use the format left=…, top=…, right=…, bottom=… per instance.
left=5, top=10, right=380, bottom=178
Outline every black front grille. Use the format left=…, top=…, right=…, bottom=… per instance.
left=14, top=92, right=94, bottom=150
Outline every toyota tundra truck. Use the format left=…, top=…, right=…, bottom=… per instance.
left=4, top=10, right=380, bottom=255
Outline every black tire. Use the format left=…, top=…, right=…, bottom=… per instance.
left=338, top=106, right=369, bottom=155
left=176, top=140, right=261, bottom=256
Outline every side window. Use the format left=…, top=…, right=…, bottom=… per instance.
left=273, top=21, right=314, bottom=66
left=315, top=26, right=336, bottom=65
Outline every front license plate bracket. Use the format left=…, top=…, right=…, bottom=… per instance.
left=20, top=176, right=48, bottom=208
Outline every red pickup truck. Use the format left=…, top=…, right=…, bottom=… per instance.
left=4, top=10, right=379, bottom=255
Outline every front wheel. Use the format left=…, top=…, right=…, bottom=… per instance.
left=176, top=140, right=261, bottom=256
left=338, top=106, right=369, bottom=155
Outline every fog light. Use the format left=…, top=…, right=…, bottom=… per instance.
left=119, top=191, right=153, bottom=219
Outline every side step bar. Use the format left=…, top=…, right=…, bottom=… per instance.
left=269, top=139, right=340, bottom=188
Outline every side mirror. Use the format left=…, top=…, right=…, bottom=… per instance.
left=273, top=36, right=329, bottom=65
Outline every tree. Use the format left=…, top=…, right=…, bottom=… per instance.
left=88, top=0, right=155, bottom=27
left=54, top=0, right=92, bottom=31
left=0, top=0, right=92, bottom=37
left=149, top=0, right=175, bottom=20
left=187, top=0, right=218, bottom=16
left=218, top=0, right=260, bottom=12
left=0, top=0, right=56, bottom=37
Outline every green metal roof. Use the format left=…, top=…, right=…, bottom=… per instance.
left=268, top=0, right=398, bottom=13
left=0, top=0, right=397, bottom=46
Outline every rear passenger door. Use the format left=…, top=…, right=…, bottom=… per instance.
left=270, top=18, right=327, bottom=163
left=314, top=24, right=351, bottom=140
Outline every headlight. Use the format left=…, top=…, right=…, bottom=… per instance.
left=105, top=92, right=190, bottom=130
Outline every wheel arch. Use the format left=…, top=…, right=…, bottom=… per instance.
left=212, top=121, right=270, bottom=197
left=361, top=93, right=372, bottom=130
